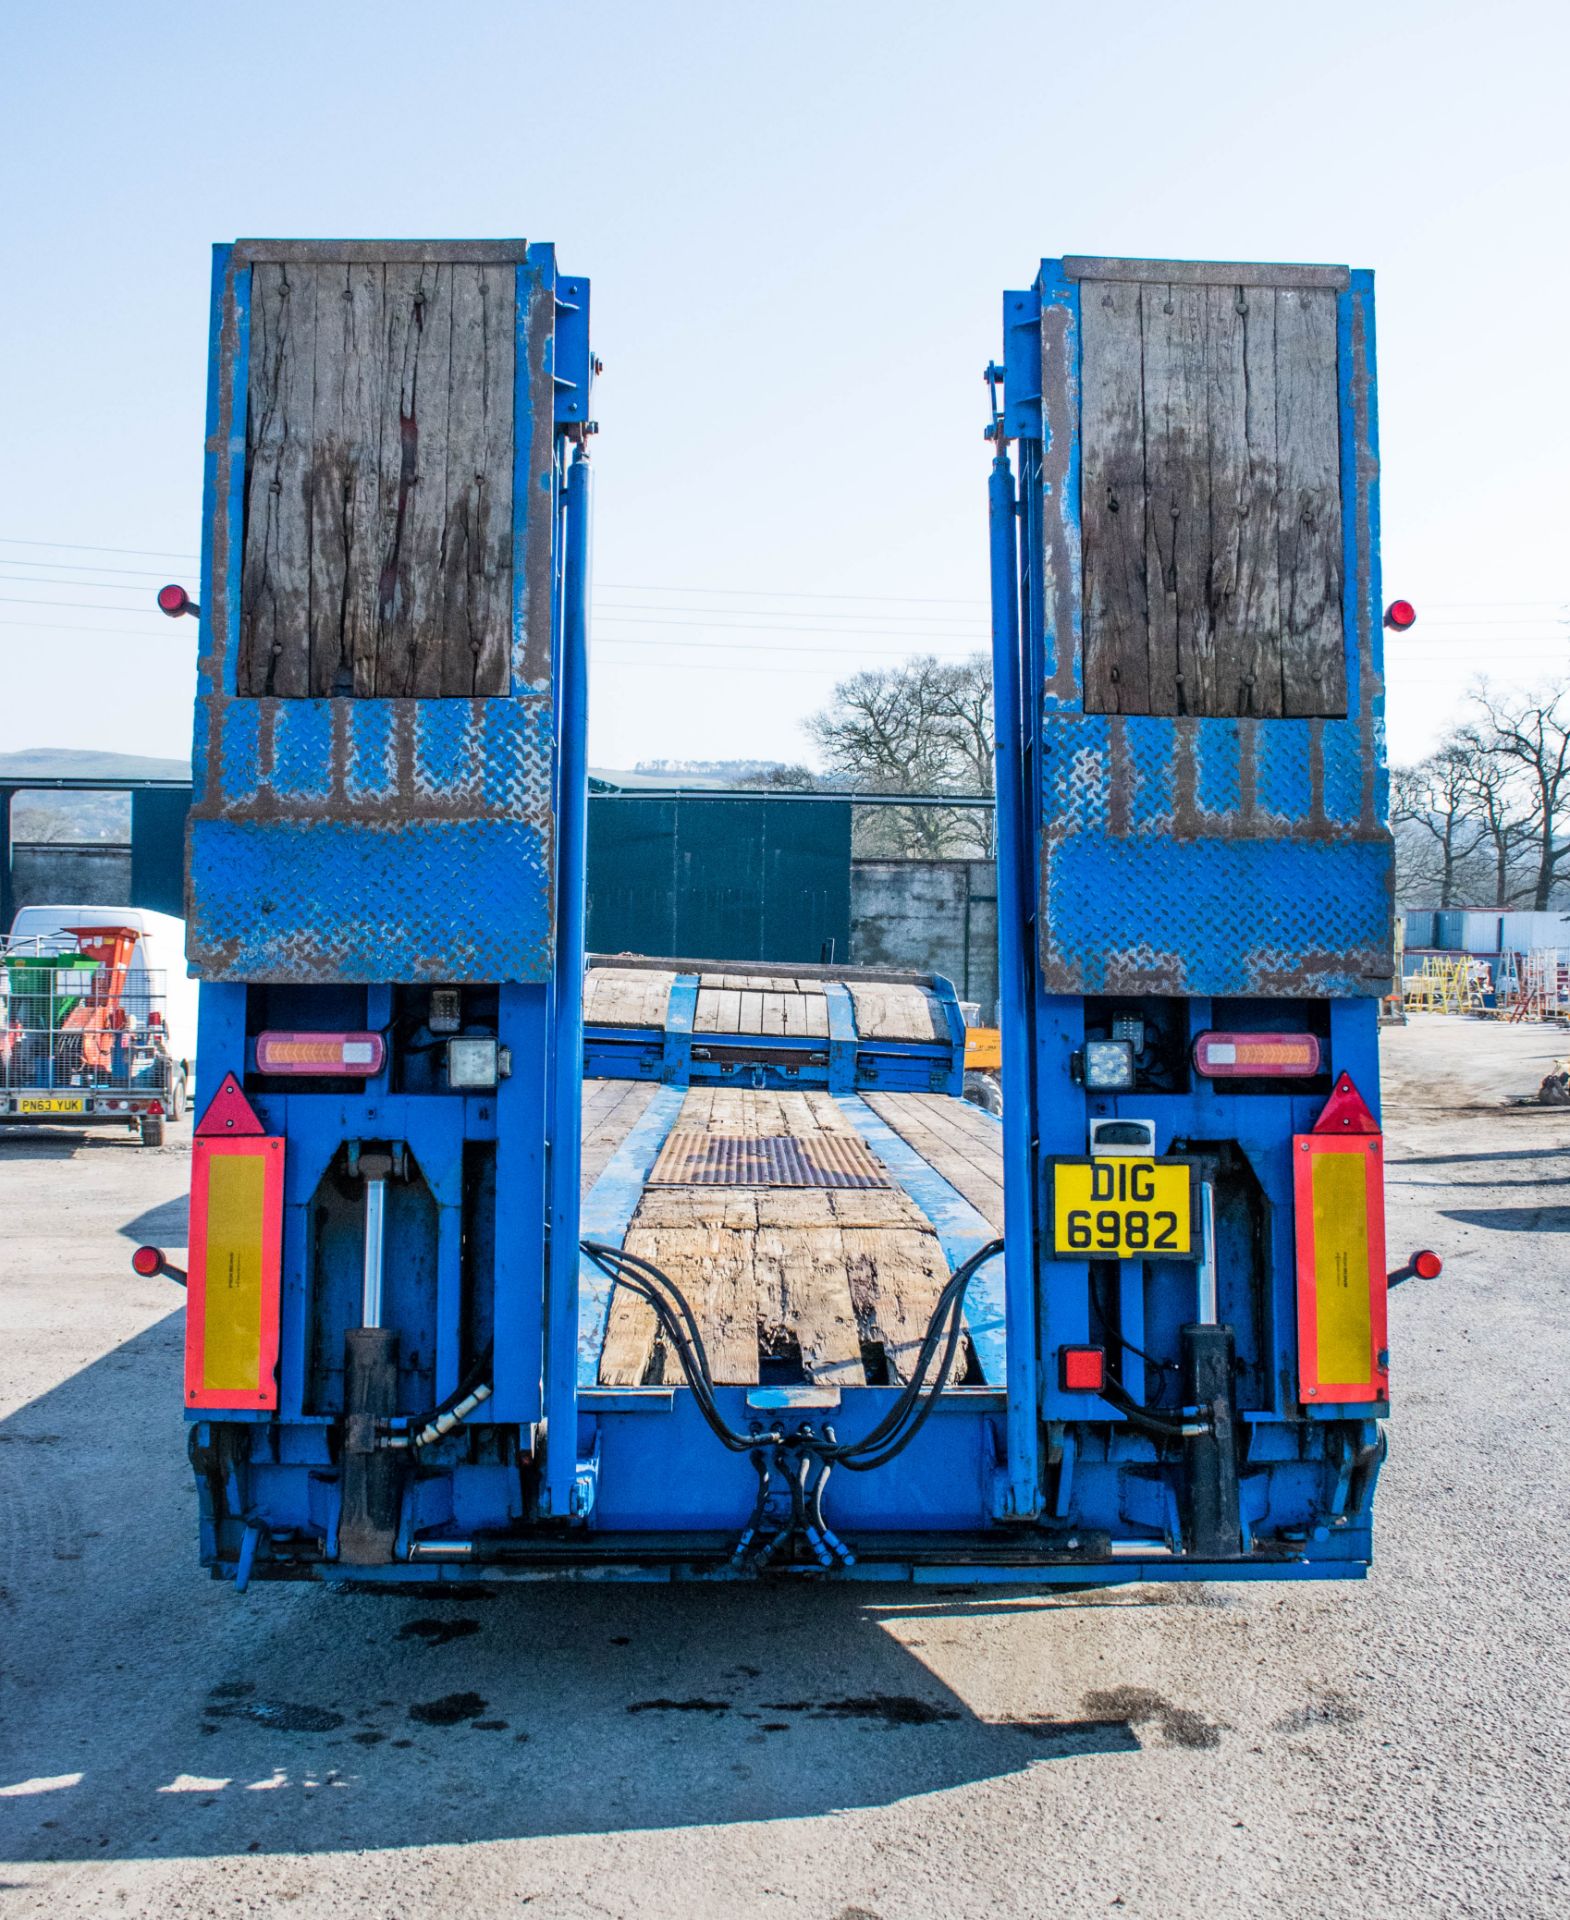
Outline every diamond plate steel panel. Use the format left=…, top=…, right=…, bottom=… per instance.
left=647, top=1130, right=892, bottom=1189
left=188, top=695, right=555, bottom=983
left=189, top=816, right=552, bottom=982
left=1040, top=713, right=1392, bottom=998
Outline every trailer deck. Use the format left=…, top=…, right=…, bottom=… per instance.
left=577, top=1079, right=1005, bottom=1392
left=576, top=961, right=1004, bottom=1394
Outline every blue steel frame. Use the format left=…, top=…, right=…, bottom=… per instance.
left=581, top=967, right=968, bottom=1098
left=990, top=258, right=1392, bottom=1577
left=185, top=241, right=594, bottom=1575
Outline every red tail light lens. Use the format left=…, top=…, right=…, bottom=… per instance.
left=1194, top=1031, right=1322, bottom=1079
left=254, top=1031, right=385, bottom=1076
left=131, top=1246, right=163, bottom=1277
left=156, top=583, right=190, bottom=616
left=1384, top=599, right=1417, bottom=631
left=1059, top=1346, right=1106, bottom=1392
left=1412, top=1249, right=1443, bottom=1280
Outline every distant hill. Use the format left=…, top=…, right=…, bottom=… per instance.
left=0, top=748, right=191, bottom=782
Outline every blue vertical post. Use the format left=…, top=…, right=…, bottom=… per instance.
left=988, top=445, right=1042, bottom=1520
left=542, top=445, right=593, bottom=1518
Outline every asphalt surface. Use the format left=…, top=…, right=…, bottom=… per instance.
left=1, top=1016, right=1567, bottom=1919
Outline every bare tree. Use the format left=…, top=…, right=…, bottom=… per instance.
left=1391, top=745, right=1487, bottom=907
left=1453, top=722, right=1533, bottom=908
left=806, top=654, right=994, bottom=858
left=1470, top=683, right=1570, bottom=909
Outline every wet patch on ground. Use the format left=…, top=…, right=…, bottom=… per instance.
left=398, top=1617, right=483, bottom=1647
left=1082, top=1686, right=1221, bottom=1750
left=409, top=1692, right=488, bottom=1726
left=626, top=1698, right=731, bottom=1715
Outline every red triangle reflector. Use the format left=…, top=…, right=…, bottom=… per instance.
left=1312, top=1072, right=1379, bottom=1135
left=194, top=1070, right=266, bottom=1138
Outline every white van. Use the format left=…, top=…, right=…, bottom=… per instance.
left=2, top=906, right=195, bottom=1145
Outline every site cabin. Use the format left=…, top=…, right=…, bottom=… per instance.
left=166, top=243, right=1395, bottom=1588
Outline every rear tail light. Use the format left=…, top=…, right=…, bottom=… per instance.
left=1059, top=1346, right=1106, bottom=1392
left=1194, top=1031, right=1321, bottom=1079
left=1412, top=1249, right=1443, bottom=1280
left=1383, top=599, right=1417, bottom=631
left=255, top=1031, right=385, bottom=1076
left=131, top=1246, right=164, bottom=1277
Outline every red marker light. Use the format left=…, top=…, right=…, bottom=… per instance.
left=1059, top=1346, right=1106, bottom=1393
left=131, top=1245, right=164, bottom=1277
left=157, top=583, right=190, bottom=616
left=1194, top=1031, right=1322, bottom=1079
left=254, top=1030, right=386, bottom=1076
left=1384, top=599, right=1417, bottom=631
left=1412, top=1249, right=1443, bottom=1280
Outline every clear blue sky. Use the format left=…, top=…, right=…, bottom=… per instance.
left=2, top=0, right=1565, bottom=771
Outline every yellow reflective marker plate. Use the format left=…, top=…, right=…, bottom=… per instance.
left=1052, top=1158, right=1194, bottom=1258
left=17, top=1096, right=86, bottom=1115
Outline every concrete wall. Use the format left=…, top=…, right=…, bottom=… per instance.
left=7, top=844, right=133, bottom=919
left=851, top=859, right=998, bottom=1019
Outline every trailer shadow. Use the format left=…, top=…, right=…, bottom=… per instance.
left=0, top=1316, right=1155, bottom=1870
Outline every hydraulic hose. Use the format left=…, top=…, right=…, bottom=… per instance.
left=581, top=1236, right=1005, bottom=1471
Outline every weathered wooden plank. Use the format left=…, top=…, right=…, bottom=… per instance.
left=863, top=1093, right=1005, bottom=1233
left=737, top=990, right=764, bottom=1034
left=1205, top=285, right=1282, bottom=717
left=801, top=993, right=830, bottom=1039
left=438, top=265, right=514, bottom=696
left=1080, top=279, right=1149, bottom=712
left=238, top=239, right=530, bottom=265
left=374, top=264, right=453, bottom=697
left=580, top=1077, right=660, bottom=1194
left=1065, top=256, right=1349, bottom=291
left=761, top=993, right=786, bottom=1036
left=612, top=1218, right=761, bottom=1386
left=1141, top=283, right=1212, bottom=715
left=842, top=1225, right=950, bottom=1383
left=240, top=263, right=316, bottom=696
left=755, top=1224, right=866, bottom=1385
left=308, top=263, right=386, bottom=696
left=583, top=967, right=674, bottom=1028
left=845, top=982, right=944, bottom=1042
left=1274, top=288, right=1346, bottom=716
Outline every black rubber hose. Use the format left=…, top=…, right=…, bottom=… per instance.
left=827, top=1239, right=1002, bottom=1470
left=581, top=1241, right=774, bottom=1452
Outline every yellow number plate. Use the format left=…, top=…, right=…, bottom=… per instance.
left=17, top=1096, right=86, bottom=1116
left=1053, top=1158, right=1193, bottom=1258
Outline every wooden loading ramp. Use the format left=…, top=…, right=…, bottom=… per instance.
left=578, top=1081, right=1006, bottom=1392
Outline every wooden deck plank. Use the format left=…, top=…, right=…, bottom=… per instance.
left=846, top=982, right=944, bottom=1042
left=756, top=1224, right=865, bottom=1385
left=607, top=1212, right=761, bottom=1387
left=584, top=967, right=675, bottom=1029
left=580, top=1078, right=660, bottom=1194
left=863, top=1093, right=1005, bottom=1231
left=842, top=1224, right=950, bottom=1383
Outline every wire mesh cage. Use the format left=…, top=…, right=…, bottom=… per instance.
left=0, top=933, right=174, bottom=1106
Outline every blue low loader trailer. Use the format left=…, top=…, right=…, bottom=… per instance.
left=152, top=244, right=1407, bottom=1589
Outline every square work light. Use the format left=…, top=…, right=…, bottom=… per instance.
left=446, top=1037, right=500, bottom=1090
left=1081, top=1039, right=1136, bottom=1091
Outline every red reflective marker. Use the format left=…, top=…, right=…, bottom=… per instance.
left=131, top=1245, right=164, bottom=1277
left=1412, top=1249, right=1443, bottom=1280
left=157, top=583, right=190, bottom=616
left=1059, top=1346, right=1106, bottom=1393
left=1384, top=599, right=1417, bottom=631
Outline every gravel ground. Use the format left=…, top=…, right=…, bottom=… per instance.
left=1, top=1015, right=1566, bottom=1919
